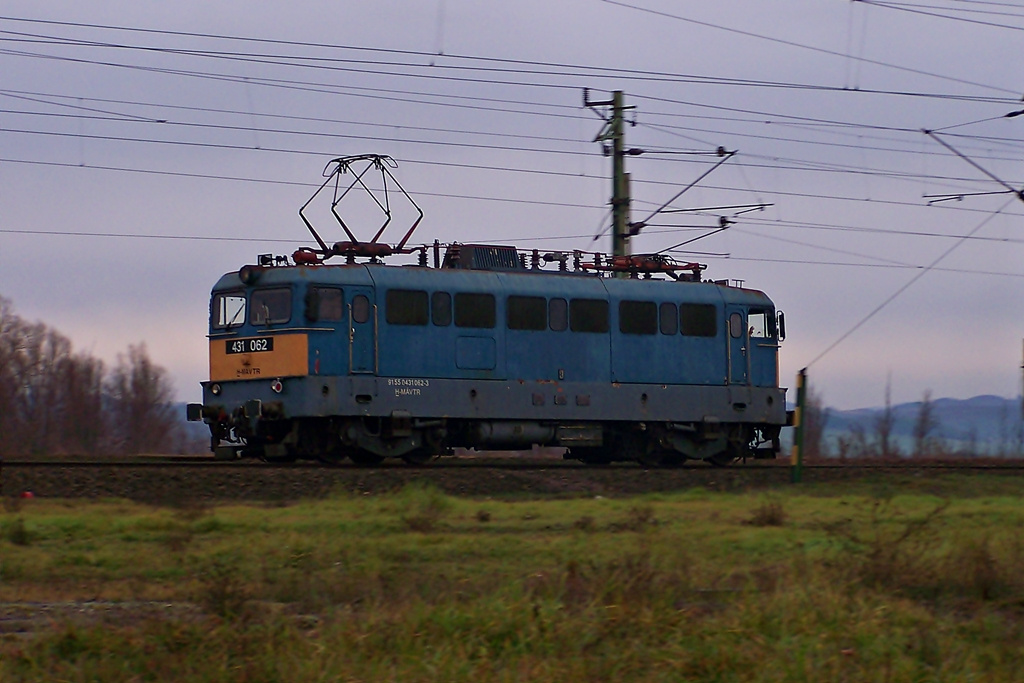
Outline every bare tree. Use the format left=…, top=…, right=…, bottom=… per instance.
left=0, top=296, right=22, bottom=457
left=25, top=324, right=73, bottom=455
left=913, top=390, right=938, bottom=458
left=59, top=353, right=106, bottom=454
left=2, top=298, right=185, bottom=457
left=0, top=306, right=76, bottom=456
left=105, top=343, right=177, bottom=455
left=874, top=375, right=898, bottom=459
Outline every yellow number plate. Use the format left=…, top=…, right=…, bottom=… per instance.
left=210, top=334, right=308, bottom=381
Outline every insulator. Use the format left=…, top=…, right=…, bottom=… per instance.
left=531, top=249, right=540, bottom=270
left=573, top=251, right=582, bottom=271
left=559, top=257, right=567, bottom=272
left=418, top=248, right=428, bottom=267
left=519, top=253, right=528, bottom=269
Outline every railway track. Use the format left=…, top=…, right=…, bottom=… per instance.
left=4, top=457, right=1024, bottom=470
left=3, top=457, right=1022, bottom=504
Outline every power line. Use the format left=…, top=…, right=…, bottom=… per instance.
left=0, top=90, right=584, bottom=146
left=639, top=119, right=1024, bottom=165
left=4, top=146, right=1021, bottom=227
left=0, top=16, right=1021, bottom=105
left=854, top=0, right=1024, bottom=32
left=684, top=253, right=1024, bottom=279
left=6, top=225, right=1023, bottom=281
left=0, top=156, right=604, bottom=211
left=9, top=85, right=1024, bottom=189
left=8, top=119, right=1019, bottom=192
left=806, top=197, right=1017, bottom=366
left=0, top=113, right=597, bottom=159
left=739, top=214, right=1024, bottom=245
left=600, top=0, right=1021, bottom=95
left=874, top=1, right=1024, bottom=19
left=15, top=83, right=1024, bottom=169
left=733, top=226, right=928, bottom=268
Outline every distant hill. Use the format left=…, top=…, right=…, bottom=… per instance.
left=816, top=395, right=1023, bottom=457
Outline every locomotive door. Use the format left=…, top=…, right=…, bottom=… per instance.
left=348, top=288, right=377, bottom=374
left=726, top=306, right=749, bottom=385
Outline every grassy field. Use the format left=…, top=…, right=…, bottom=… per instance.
left=3, top=475, right=1024, bottom=681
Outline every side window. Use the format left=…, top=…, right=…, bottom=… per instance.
left=659, top=302, right=678, bottom=335
left=386, top=289, right=428, bottom=325
left=549, top=298, right=568, bottom=332
left=507, top=295, right=547, bottom=331
left=681, top=304, right=718, bottom=337
left=729, top=312, right=744, bottom=339
left=212, top=292, right=246, bottom=329
left=306, top=287, right=343, bottom=322
left=431, top=291, right=452, bottom=326
left=352, top=294, right=370, bottom=324
left=250, top=288, right=291, bottom=325
left=570, top=298, right=609, bottom=333
left=748, top=310, right=771, bottom=338
left=454, top=293, right=496, bottom=329
left=619, top=300, right=657, bottom=335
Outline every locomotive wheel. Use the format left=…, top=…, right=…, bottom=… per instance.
left=348, top=451, right=385, bottom=466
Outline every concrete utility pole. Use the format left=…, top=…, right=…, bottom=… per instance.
left=585, top=89, right=635, bottom=259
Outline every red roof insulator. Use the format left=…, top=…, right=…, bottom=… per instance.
left=293, top=247, right=323, bottom=265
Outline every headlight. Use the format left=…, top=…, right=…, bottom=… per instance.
left=271, top=379, right=283, bottom=394
left=211, top=383, right=222, bottom=396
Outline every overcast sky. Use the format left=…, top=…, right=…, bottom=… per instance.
left=1, top=0, right=1022, bottom=409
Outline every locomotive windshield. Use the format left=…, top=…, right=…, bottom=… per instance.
left=212, top=292, right=245, bottom=329
left=250, top=288, right=292, bottom=325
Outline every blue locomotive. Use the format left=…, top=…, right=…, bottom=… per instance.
left=187, top=156, right=788, bottom=466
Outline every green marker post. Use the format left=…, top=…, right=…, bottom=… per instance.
left=791, top=368, right=807, bottom=483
